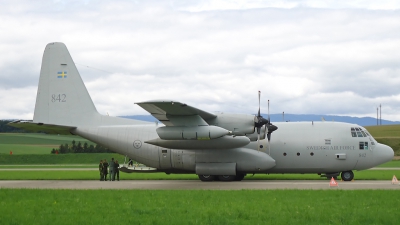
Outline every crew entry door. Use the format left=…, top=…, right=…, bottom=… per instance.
left=159, top=148, right=172, bottom=169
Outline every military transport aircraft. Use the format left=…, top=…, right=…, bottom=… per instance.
left=9, top=42, right=394, bottom=182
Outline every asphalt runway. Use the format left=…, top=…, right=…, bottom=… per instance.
left=0, top=180, right=399, bottom=190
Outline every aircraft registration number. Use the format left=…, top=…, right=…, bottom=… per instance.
left=51, top=94, right=66, bottom=102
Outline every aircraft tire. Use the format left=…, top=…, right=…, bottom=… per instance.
left=218, top=175, right=236, bottom=181
left=341, top=171, right=354, bottom=181
left=235, top=174, right=245, bottom=181
left=198, top=175, right=215, bottom=182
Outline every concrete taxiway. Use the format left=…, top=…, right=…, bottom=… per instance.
left=0, top=180, right=399, bottom=190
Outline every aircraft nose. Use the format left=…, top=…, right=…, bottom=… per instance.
left=375, top=143, right=394, bottom=165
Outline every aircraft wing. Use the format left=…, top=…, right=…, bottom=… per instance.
left=136, top=100, right=217, bottom=126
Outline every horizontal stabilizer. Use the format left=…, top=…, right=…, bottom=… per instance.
left=8, top=120, right=75, bottom=135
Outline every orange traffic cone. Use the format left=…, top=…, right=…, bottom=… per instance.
left=391, top=175, right=398, bottom=185
left=329, top=177, right=338, bottom=187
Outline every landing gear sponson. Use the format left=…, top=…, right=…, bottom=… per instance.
left=201, top=171, right=355, bottom=182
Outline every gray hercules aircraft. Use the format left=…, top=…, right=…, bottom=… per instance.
left=9, top=42, right=394, bottom=181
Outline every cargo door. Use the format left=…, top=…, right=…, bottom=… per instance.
left=159, top=148, right=171, bottom=169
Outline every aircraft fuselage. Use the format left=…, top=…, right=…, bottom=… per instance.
left=74, top=120, right=393, bottom=175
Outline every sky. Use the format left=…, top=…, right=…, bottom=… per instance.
left=1, top=0, right=400, bottom=121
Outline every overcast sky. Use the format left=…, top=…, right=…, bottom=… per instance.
left=1, top=0, right=400, bottom=121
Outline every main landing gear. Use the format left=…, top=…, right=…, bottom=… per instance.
left=341, top=170, right=354, bottom=181
left=198, top=174, right=246, bottom=182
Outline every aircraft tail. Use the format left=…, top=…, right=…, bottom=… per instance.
left=33, top=42, right=99, bottom=127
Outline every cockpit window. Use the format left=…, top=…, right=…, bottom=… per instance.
left=351, top=127, right=371, bottom=138
left=360, top=131, right=367, bottom=137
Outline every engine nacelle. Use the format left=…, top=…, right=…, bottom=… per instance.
left=245, top=125, right=267, bottom=141
left=206, top=113, right=255, bottom=136
left=156, top=125, right=230, bottom=140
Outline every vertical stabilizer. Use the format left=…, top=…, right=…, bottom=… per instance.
left=33, top=42, right=99, bottom=126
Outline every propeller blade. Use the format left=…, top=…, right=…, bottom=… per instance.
left=268, top=139, right=271, bottom=155
left=268, top=99, right=270, bottom=122
left=258, top=91, right=261, bottom=117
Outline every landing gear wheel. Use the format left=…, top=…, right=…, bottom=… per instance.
left=341, top=171, right=354, bottom=181
left=198, top=175, right=215, bottom=182
left=235, top=174, right=245, bottom=181
left=218, top=175, right=235, bottom=181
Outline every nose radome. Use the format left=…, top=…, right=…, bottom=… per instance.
left=375, top=143, right=394, bottom=166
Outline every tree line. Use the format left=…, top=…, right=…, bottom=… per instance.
left=51, top=140, right=112, bottom=154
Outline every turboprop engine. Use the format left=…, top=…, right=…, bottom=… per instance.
left=148, top=124, right=251, bottom=150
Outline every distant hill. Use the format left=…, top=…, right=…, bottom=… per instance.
left=120, top=114, right=400, bottom=126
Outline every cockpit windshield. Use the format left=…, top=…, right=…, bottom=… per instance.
left=350, top=127, right=376, bottom=146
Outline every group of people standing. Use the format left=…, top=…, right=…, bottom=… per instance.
left=99, top=158, right=120, bottom=181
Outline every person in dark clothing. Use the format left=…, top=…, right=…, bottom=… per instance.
left=114, top=160, right=120, bottom=181
left=109, top=158, right=115, bottom=181
left=99, top=160, right=104, bottom=181
left=102, top=159, right=109, bottom=181
left=128, top=158, right=133, bottom=167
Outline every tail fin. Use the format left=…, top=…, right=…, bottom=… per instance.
left=33, top=42, right=99, bottom=126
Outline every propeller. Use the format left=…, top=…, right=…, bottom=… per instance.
left=255, top=91, right=269, bottom=151
left=265, top=99, right=278, bottom=155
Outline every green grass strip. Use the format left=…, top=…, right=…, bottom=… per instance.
left=0, top=189, right=399, bottom=225
left=0, top=170, right=399, bottom=180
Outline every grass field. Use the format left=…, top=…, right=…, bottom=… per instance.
left=0, top=153, right=127, bottom=165
left=0, top=169, right=398, bottom=180
left=0, top=189, right=399, bottom=225
left=365, top=124, right=400, bottom=137
left=365, top=125, right=400, bottom=156
left=0, top=133, right=94, bottom=155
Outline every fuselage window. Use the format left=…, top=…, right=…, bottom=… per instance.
left=359, top=142, right=368, bottom=150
